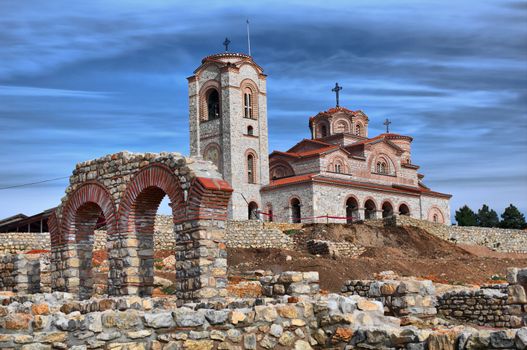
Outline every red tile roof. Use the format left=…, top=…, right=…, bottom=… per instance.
left=262, top=174, right=451, bottom=199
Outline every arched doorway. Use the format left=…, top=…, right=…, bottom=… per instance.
left=382, top=202, right=394, bottom=218
left=345, top=197, right=359, bottom=224
left=364, top=199, right=377, bottom=220
left=248, top=202, right=259, bottom=220
left=399, top=204, right=410, bottom=216
left=291, top=198, right=301, bottom=223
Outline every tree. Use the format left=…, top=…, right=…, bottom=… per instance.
left=476, top=204, right=500, bottom=227
left=455, top=205, right=477, bottom=226
left=500, top=204, right=527, bottom=229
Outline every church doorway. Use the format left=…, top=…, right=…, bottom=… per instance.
left=345, top=197, right=358, bottom=224
left=382, top=202, right=393, bottom=218
left=399, top=204, right=410, bottom=216
left=248, top=202, right=259, bottom=220
left=364, top=200, right=376, bottom=219
left=291, top=198, right=301, bottom=223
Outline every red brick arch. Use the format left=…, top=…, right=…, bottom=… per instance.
left=60, top=182, right=117, bottom=243
left=118, top=164, right=185, bottom=233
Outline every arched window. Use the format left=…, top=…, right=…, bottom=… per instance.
left=364, top=199, right=377, bottom=219
left=247, top=125, right=254, bottom=135
left=382, top=202, right=393, bottom=218
left=291, top=198, right=301, bottom=223
left=248, top=202, right=259, bottom=220
left=335, top=164, right=342, bottom=173
left=355, top=124, right=362, bottom=136
left=345, top=197, right=359, bottom=224
left=399, top=204, right=410, bottom=216
left=207, top=89, right=220, bottom=120
left=244, top=87, right=253, bottom=118
left=433, top=214, right=438, bottom=223
left=376, top=160, right=388, bottom=174
left=320, top=124, right=328, bottom=138
left=247, top=153, right=256, bottom=183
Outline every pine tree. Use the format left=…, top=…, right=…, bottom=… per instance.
left=476, top=204, right=500, bottom=227
left=500, top=204, right=527, bottom=229
left=455, top=205, right=477, bottom=226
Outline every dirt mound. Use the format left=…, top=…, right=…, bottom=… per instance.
left=228, top=223, right=527, bottom=292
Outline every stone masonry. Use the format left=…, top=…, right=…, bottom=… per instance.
left=0, top=254, right=40, bottom=294
left=48, top=151, right=233, bottom=303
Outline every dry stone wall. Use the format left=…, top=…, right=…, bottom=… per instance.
left=0, top=254, right=40, bottom=294
left=376, top=215, right=527, bottom=253
left=225, top=220, right=293, bottom=249
left=437, top=267, right=527, bottom=328
left=307, top=239, right=365, bottom=258
left=0, top=291, right=526, bottom=349
left=341, top=274, right=437, bottom=318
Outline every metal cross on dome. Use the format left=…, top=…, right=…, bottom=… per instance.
left=223, top=37, right=231, bottom=52
left=332, top=82, right=343, bottom=107
left=383, top=118, right=392, bottom=133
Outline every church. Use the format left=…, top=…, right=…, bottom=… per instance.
left=187, top=51, right=451, bottom=224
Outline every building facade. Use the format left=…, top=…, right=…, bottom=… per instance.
left=188, top=52, right=451, bottom=223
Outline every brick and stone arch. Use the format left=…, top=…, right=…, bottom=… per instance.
left=290, top=197, right=302, bottom=223
left=50, top=152, right=233, bottom=303
left=315, top=121, right=330, bottom=138
left=333, top=118, right=351, bottom=133
left=345, top=196, right=359, bottom=224
left=270, top=160, right=295, bottom=180
left=240, top=78, right=259, bottom=120
left=399, top=203, right=411, bottom=216
left=118, top=164, right=184, bottom=296
left=364, top=198, right=377, bottom=219
left=52, top=182, right=117, bottom=298
left=248, top=201, right=259, bottom=220
left=370, top=153, right=396, bottom=176
left=327, top=154, right=348, bottom=174
left=428, top=206, right=445, bottom=224
left=354, top=122, right=364, bottom=136
left=382, top=200, right=394, bottom=218
left=245, top=149, right=258, bottom=184
left=199, top=80, right=221, bottom=122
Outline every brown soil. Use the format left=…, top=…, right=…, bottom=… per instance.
left=228, top=224, right=527, bottom=292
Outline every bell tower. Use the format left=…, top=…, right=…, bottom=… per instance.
left=188, top=52, right=270, bottom=220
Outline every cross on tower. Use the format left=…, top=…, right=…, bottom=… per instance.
left=223, top=37, right=231, bottom=52
left=383, top=118, right=392, bottom=133
left=332, top=82, right=343, bottom=107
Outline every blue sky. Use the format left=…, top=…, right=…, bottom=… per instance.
left=0, top=0, right=526, bottom=221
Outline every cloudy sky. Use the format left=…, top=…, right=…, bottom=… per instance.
left=0, top=0, right=526, bottom=221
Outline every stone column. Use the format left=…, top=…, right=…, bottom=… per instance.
left=375, top=210, right=384, bottom=220
left=357, top=208, right=365, bottom=221
left=175, top=220, right=228, bottom=304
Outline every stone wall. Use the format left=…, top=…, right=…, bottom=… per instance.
left=341, top=273, right=437, bottom=318
left=0, top=291, right=525, bottom=349
left=259, top=271, right=320, bottom=298
left=437, top=267, right=527, bottom=328
left=307, top=239, right=365, bottom=258
left=225, top=220, right=293, bottom=249
left=380, top=215, right=527, bottom=253
left=0, top=254, right=40, bottom=294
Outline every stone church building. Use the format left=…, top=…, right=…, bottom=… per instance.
left=188, top=52, right=451, bottom=224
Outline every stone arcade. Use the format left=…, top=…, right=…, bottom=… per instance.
left=47, top=152, right=232, bottom=301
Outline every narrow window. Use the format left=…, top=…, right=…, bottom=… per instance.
left=207, top=89, right=220, bottom=120
left=247, top=125, right=254, bottom=135
left=433, top=214, right=438, bottom=223
left=335, top=164, right=341, bottom=173
left=355, top=124, right=361, bottom=136
left=247, top=154, right=255, bottom=183
left=244, top=91, right=253, bottom=118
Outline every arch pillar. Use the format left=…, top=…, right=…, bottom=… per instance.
left=356, top=207, right=366, bottom=220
